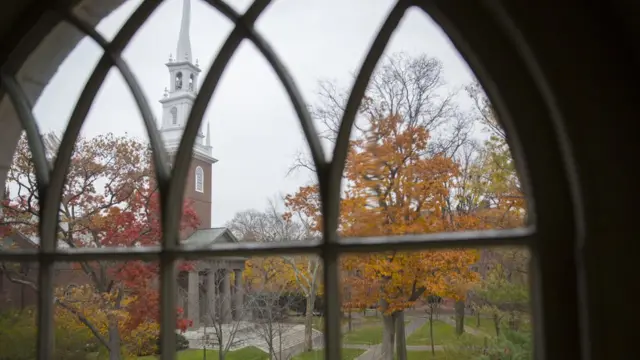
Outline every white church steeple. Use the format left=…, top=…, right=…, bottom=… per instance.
left=176, top=0, right=193, bottom=63
left=158, top=0, right=215, bottom=164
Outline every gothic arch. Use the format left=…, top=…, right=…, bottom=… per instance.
left=4, top=0, right=640, bottom=359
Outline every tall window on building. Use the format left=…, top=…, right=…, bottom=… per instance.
left=195, top=166, right=204, bottom=193
left=170, top=107, right=177, bottom=125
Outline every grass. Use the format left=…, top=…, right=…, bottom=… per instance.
left=463, top=315, right=497, bottom=336
left=463, top=314, right=533, bottom=336
left=342, top=321, right=410, bottom=345
left=407, top=320, right=482, bottom=346
left=400, top=350, right=447, bottom=360
left=292, top=348, right=366, bottom=360
left=138, top=346, right=268, bottom=360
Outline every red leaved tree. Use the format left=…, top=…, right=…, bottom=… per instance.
left=0, top=133, right=198, bottom=359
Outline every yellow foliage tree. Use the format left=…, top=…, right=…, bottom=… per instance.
left=286, top=113, right=480, bottom=359
left=54, top=285, right=161, bottom=358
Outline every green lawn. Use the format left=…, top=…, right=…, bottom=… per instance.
left=463, top=315, right=497, bottom=336
left=398, top=351, right=447, bottom=360
left=138, top=346, right=267, bottom=360
left=463, top=314, right=533, bottom=336
left=407, top=320, right=482, bottom=346
left=293, top=348, right=365, bottom=360
left=342, top=324, right=385, bottom=345
left=342, top=321, right=410, bottom=345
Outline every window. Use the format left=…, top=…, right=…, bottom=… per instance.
left=170, top=106, right=177, bottom=125
left=195, top=166, right=204, bottom=193
left=189, top=74, right=194, bottom=91
left=175, top=71, right=183, bottom=90
left=0, top=1, right=582, bottom=359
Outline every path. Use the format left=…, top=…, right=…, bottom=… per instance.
left=344, top=344, right=444, bottom=351
left=440, top=315, right=487, bottom=337
left=354, top=316, right=427, bottom=360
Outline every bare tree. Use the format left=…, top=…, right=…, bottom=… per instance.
left=227, top=202, right=322, bottom=352
left=289, top=52, right=472, bottom=176
left=247, top=282, right=298, bottom=360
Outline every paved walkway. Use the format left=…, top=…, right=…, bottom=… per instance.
left=344, top=343, right=444, bottom=351
left=353, top=316, right=428, bottom=360
left=439, top=315, right=487, bottom=337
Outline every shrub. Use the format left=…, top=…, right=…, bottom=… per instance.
left=176, top=332, right=190, bottom=351
left=155, top=332, right=190, bottom=354
left=0, top=308, right=38, bottom=360
left=442, top=328, right=532, bottom=360
left=480, top=328, right=532, bottom=360
left=0, top=307, right=98, bottom=360
left=124, top=321, right=160, bottom=356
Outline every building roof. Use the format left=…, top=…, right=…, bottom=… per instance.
left=181, top=227, right=239, bottom=247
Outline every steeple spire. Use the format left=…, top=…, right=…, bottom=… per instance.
left=176, top=0, right=193, bottom=63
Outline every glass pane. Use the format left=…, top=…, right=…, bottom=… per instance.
left=52, top=260, right=161, bottom=358
left=1, top=131, right=42, bottom=249
left=175, top=254, right=323, bottom=359
left=338, top=248, right=532, bottom=360
left=31, top=22, right=102, bottom=141
left=274, top=7, right=526, bottom=241
left=57, top=65, right=162, bottom=249
left=256, top=0, right=394, bottom=160
left=0, top=261, right=38, bottom=358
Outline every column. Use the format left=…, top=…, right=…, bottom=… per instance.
left=205, top=269, right=216, bottom=325
left=176, top=286, right=184, bottom=312
left=188, top=271, right=200, bottom=328
left=222, top=269, right=232, bottom=323
left=233, top=269, right=243, bottom=320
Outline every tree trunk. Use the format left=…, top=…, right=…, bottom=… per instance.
left=492, top=313, right=501, bottom=337
left=429, top=310, right=435, bottom=356
left=219, top=342, right=226, bottom=360
left=203, top=326, right=207, bottom=360
left=476, top=310, right=481, bottom=327
left=348, top=309, right=353, bottom=332
left=454, top=300, right=465, bottom=336
left=107, top=318, right=121, bottom=360
left=381, top=313, right=396, bottom=360
left=304, top=294, right=314, bottom=351
left=395, top=311, right=407, bottom=360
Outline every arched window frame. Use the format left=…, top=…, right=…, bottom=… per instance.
left=195, top=166, right=204, bottom=193
left=0, top=1, right=588, bottom=359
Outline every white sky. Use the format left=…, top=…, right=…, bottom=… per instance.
left=32, top=0, right=477, bottom=227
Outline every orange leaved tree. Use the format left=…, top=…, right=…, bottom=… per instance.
left=286, top=112, right=480, bottom=359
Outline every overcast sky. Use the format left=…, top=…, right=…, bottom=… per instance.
left=32, top=0, right=477, bottom=227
